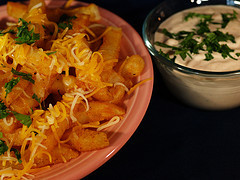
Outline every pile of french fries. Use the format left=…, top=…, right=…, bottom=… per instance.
left=0, top=0, right=146, bottom=178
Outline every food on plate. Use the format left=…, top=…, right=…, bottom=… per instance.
left=0, top=0, right=147, bottom=178
left=154, top=5, right=240, bottom=72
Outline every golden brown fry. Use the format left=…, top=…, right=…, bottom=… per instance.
left=120, top=55, right=145, bottom=79
left=92, top=87, right=114, bottom=102
left=0, top=117, right=21, bottom=134
left=98, top=27, right=122, bottom=63
left=75, top=101, right=125, bottom=123
left=33, top=144, right=80, bottom=168
left=46, top=3, right=100, bottom=23
left=93, top=69, right=126, bottom=102
left=51, top=144, right=80, bottom=164
left=27, top=0, right=46, bottom=13
left=9, top=84, right=39, bottom=114
left=7, top=2, right=27, bottom=19
left=67, top=126, right=109, bottom=152
left=0, top=151, right=23, bottom=170
left=60, top=3, right=101, bottom=22
left=67, top=14, right=91, bottom=35
left=39, top=119, right=71, bottom=152
left=4, top=128, right=24, bottom=146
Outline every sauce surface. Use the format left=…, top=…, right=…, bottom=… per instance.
left=154, top=5, right=240, bottom=72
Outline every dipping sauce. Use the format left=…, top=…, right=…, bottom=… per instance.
left=151, top=5, right=240, bottom=110
left=154, top=5, right=240, bottom=72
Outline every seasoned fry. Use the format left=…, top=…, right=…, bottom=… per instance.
left=120, top=55, right=145, bottom=79
left=27, top=0, right=46, bottom=13
left=98, top=27, right=122, bottom=64
left=7, top=2, right=27, bottom=19
left=74, top=101, right=125, bottom=123
left=67, top=126, right=109, bottom=152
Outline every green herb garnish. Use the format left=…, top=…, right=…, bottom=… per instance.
left=12, top=112, right=32, bottom=127
left=0, top=101, right=32, bottom=127
left=32, top=93, right=41, bottom=104
left=46, top=51, right=57, bottom=56
left=15, top=18, right=40, bottom=45
left=11, top=68, right=35, bottom=84
left=0, top=131, right=22, bottom=163
left=155, top=11, right=239, bottom=62
left=0, top=140, right=8, bottom=155
left=221, top=10, right=237, bottom=28
left=11, top=148, right=22, bottom=164
left=0, top=29, right=15, bottom=36
left=0, top=100, right=9, bottom=119
left=4, top=69, right=35, bottom=98
left=58, top=14, right=77, bottom=30
left=4, top=77, right=20, bottom=98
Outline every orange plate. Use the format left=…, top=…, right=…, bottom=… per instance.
left=0, top=1, right=154, bottom=179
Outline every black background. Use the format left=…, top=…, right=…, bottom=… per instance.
left=2, top=0, right=240, bottom=180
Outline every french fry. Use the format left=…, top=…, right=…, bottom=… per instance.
left=120, top=55, right=145, bottom=79
left=67, top=126, right=109, bottom=151
left=0, top=117, right=21, bottom=134
left=39, top=118, right=71, bottom=152
left=51, top=144, right=80, bottom=164
left=27, top=0, right=46, bottom=13
left=92, top=87, right=114, bottom=102
left=4, top=128, right=24, bottom=146
left=75, top=101, right=125, bottom=122
left=33, top=144, right=80, bottom=168
left=7, top=2, right=27, bottom=19
left=67, top=14, right=91, bottom=35
left=98, top=27, right=122, bottom=64
left=60, top=3, right=101, bottom=22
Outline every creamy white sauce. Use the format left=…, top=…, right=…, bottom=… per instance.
left=154, top=5, right=240, bottom=72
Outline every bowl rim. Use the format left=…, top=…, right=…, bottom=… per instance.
left=142, top=0, right=240, bottom=77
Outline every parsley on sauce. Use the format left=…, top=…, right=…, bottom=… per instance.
left=155, top=11, right=240, bottom=62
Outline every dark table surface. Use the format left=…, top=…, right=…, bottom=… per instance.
left=2, top=0, right=240, bottom=180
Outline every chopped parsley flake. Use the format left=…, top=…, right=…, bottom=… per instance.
left=12, top=112, right=32, bottom=127
left=46, top=51, right=57, bottom=56
left=15, top=18, right=40, bottom=45
left=0, top=29, right=15, bottom=36
left=11, top=148, right=22, bottom=164
left=0, top=101, right=32, bottom=127
left=58, top=14, right=77, bottom=30
left=32, top=93, right=41, bottom=104
left=0, top=140, right=8, bottom=156
left=155, top=11, right=239, bottom=62
left=0, top=100, right=9, bottom=119
left=4, top=77, right=20, bottom=98
left=11, top=68, right=35, bottom=84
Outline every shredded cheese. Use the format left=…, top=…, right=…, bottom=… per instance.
left=114, top=82, right=129, bottom=92
left=3, top=117, right=14, bottom=126
left=97, top=116, right=121, bottom=131
left=29, top=2, right=43, bottom=12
